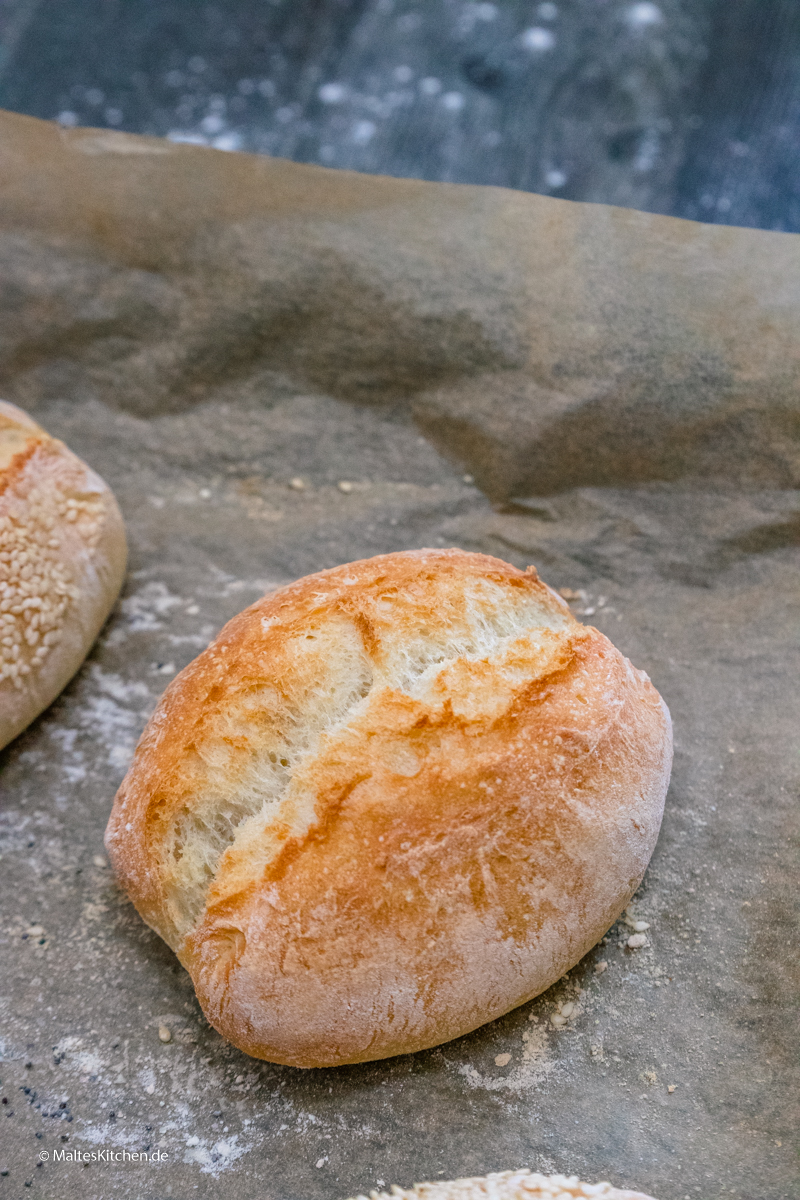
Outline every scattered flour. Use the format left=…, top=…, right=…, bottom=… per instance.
left=456, top=1021, right=555, bottom=1093
left=73, top=668, right=153, bottom=772
left=104, top=580, right=184, bottom=641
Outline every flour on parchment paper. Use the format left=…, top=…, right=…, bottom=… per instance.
left=71, top=665, right=153, bottom=773
left=44, top=1031, right=379, bottom=1178
left=455, top=1021, right=555, bottom=1093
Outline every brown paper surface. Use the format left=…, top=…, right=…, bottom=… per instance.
left=0, top=110, right=797, bottom=1200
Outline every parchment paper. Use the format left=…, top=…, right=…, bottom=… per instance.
left=0, top=110, right=797, bottom=1200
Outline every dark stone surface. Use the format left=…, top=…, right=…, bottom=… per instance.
left=0, top=112, right=797, bottom=1200
left=0, top=0, right=799, bottom=230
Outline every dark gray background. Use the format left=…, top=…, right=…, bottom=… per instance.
left=0, top=0, right=799, bottom=231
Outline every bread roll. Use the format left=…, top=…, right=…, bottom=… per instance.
left=349, top=1169, right=657, bottom=1200
left=348, top=1169, right=657, bottom=1200
left=0, top=400, right=126, bottom=749
left=105, top=549, right=671, bottom=1067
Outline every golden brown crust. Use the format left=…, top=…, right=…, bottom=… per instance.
left=0, top=400, right=127, bottom=749
left=106, top=549, right=671, bottom=1067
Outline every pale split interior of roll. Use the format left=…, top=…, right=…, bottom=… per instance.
left=348, top=1168, right=657, bottom=1200
left=0, top=400, right=127, bottom=749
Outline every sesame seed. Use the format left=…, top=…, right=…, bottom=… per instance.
left=0, top=440, right=105, bottom=685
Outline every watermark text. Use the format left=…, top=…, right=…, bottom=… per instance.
left=39, top=1148, right=168, bottom=1164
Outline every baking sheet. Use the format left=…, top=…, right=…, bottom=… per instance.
left=0, top=110, right=797, bottom=1200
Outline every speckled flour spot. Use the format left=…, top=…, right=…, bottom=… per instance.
left=110, top=581, right=184, bottom=638
left=74, top=667, right=153, bottom=772
left=455, top=1023, right=555, bottom=1093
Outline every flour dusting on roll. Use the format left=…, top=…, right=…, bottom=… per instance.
left=0, top=400, right=127, bottom=749
left=106, top=549, right=671, bottom=1067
